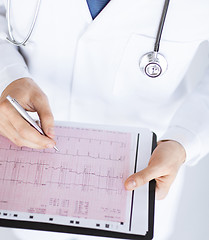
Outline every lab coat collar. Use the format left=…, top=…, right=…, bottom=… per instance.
left=82, top=0, right=115, bottom=22
left=80, top=0, right=93, bottom=24
left=80, top=0, right=165, bottom=40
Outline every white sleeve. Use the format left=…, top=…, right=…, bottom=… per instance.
left=0, top=3, right=31, bottom=95
left=160, top=63, right=209, bottom=165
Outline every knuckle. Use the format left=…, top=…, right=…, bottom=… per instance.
left=41, top=92, right=48, bottom=100
left=142, top=175, right=149, bottom=185
left=18, top=127, right=27, bottom=137
left=34, top=91, right=47, bottom=102
left=32, top=144, right=45, bottom=150
left=43, top=113, right=53, bottom=123
left=33, top=139, right=46, bottom=148
left=13, top=137, right=23, bottom=147
left=18, top=128, right=42, bottom=146
left=138, top=172, right=149, bottom=185
left=30, top=133, right=51, bottom=148
left=0, top=101, right=8, bottom=113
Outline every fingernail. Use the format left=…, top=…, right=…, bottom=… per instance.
left=126, top=180, right=137, bottom=190
left=46, top=143, right=55, bottom=149
left=47, top=128, right=55, bottom=138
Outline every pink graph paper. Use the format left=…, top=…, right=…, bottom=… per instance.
left=0, top=126, right=132, bottom=223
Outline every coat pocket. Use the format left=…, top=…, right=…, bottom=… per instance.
left=113, top=33, right=204, bottom=103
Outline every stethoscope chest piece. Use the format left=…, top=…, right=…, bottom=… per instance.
left=139, top=51, right=168, bottom=78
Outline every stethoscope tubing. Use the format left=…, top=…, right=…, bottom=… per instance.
left=139, top=0, right=170, bottom=78
left=154, top=0, right=170, bottom=52
left=4, top=0, right=170, bottom=78
left=6, top=0, right=42, bottom=46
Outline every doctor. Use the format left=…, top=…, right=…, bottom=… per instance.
left=0, top=0, right=209, bottom=239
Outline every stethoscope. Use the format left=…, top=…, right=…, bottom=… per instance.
left=6, top=0, right=42, bottom=47
left=139, top=0, right=170, bottom=78
left=5, top=0, right=170, bottom=78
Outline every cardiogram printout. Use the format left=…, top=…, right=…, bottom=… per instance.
left=0, top=125, right=132, bottom=223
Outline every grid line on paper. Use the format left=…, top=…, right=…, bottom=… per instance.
left=0, top=126, right=132, bottom=223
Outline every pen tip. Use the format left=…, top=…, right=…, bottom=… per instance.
left=53, top=146, right=59, bottom=152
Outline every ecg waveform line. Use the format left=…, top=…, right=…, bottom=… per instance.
left=56, top=135, right=127, bottom=146
left=0, top=148, right=123, bottom=161
left=0, top=159, right=124, bottom=193
left=0, top=160, right=124, bottom=179
left=0, top=126, right=132, bottom=222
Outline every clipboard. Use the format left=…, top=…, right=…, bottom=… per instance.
left=0, top=122, right=156, bottom=240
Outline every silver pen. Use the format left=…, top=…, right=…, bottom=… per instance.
left=6, top=95, right=59, bottom=152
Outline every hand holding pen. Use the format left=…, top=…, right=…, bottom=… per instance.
left=0, top=78, right=57, bottom=150
left=6, top=95, right=59, bottom=151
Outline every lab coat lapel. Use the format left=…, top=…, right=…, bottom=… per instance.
left=71, top=0, right=165, bottom=97
left=80, top=0, right=93, bottom=24
left=81, top=0, right=208, bottom=42
left=81, top=0, right=130, bottom=39
left=71, top=0, right=164, bottom=118
left=80, top=0, right=165, bottom=40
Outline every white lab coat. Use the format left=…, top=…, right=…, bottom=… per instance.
left=0, top=0, right=209, bottom=239
left=0, top=0, right=209, bottom=163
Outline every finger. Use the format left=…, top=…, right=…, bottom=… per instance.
left=12, top=116, right=55, bottom=148
left=2, top=106, right=55, bottom=149
left=155, top=171, right=179, bottom=200
left=155, top=178, right=171, bottom=200
left=125, top=165, right=161, bottom=190
left=0, top=115, right=46, bottom=149
left=0, top=114, right=25, bottom=146
left=32, top=94, right=55, bottom=138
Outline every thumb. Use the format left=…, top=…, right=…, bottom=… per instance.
left=125, top=166, right=159, bottom=190
left=32, top=94, right=55, bottom=139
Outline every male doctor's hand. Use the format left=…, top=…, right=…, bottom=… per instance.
left=0, top=78, right=56, bottom=149
left=125, top=140, right=186, bottom=200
